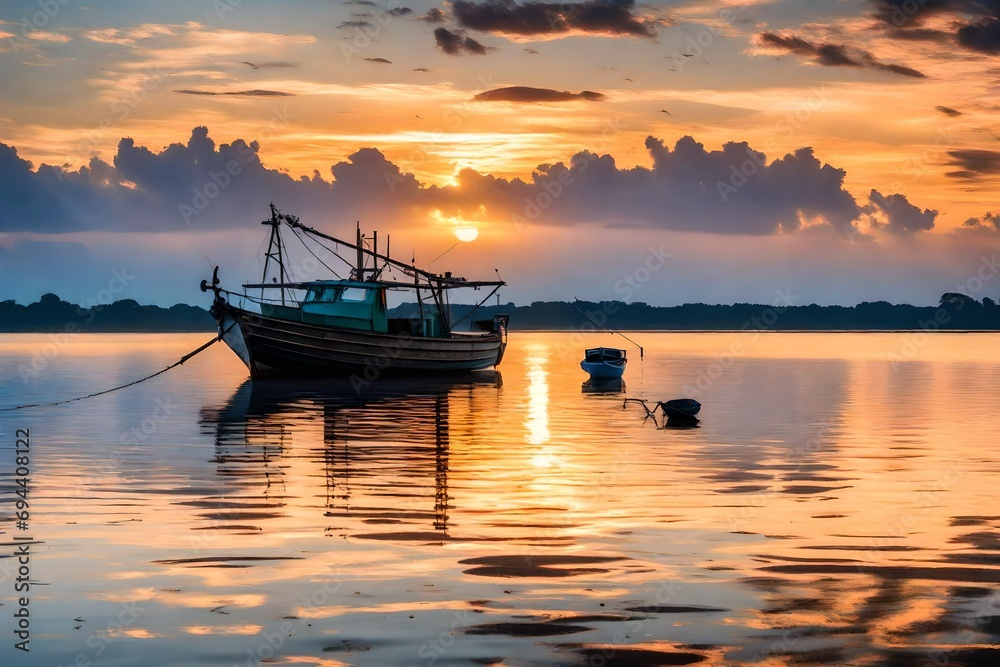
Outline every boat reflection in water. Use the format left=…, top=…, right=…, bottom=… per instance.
left=581, top=377, right=626, bottom=394
left=199, top=373, right=502, bottom=537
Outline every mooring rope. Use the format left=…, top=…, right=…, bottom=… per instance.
left=0, top=333, right=223, bottom=413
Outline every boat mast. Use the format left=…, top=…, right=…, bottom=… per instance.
left=262, top=203, right=290, bottom=305
left=355, top=222, right=364, bottom=282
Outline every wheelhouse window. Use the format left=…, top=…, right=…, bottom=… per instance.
left=341, top=287, right=368, bottom=302
left=303, top=286, right=343, bottom=303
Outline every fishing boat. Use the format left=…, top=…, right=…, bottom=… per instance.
left=201, top=205, right=509, bottom=379
left=580, top=347, right=627, bottom=380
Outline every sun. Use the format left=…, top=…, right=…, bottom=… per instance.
left=454, top=226, right=480, bottom=242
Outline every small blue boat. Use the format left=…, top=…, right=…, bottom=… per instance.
left=580, top=347, right=627, bottom=380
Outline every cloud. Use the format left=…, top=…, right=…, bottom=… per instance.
left=419, top=8, right=446, bottom=23
left=474, top=86, right=605, bottom=103
left=364, top=57, right=392, bottom=64
left=387, top=7, right=413, bottom=16
left=451, top=0, right=656, bottom=38
left=865, top=190, right=937, bottom=234
left=935, top=105, right=962, bottom=116
left=338, top=20, right=375, bottom=29
left=434, top=27, right=490, bottom=55
left=0, top=127, right=944, bottom=245
left=870, top=1, right=1000, bottom=53
left=946, top=149, right=1000, bottom=178
left=759, top=32, right=925, bottom=77
left=963, top=211, right=1000, bottom=232
left=174, top=89, right=295, bottom=96
left=241, top=60, right=299, bottom=69
left=957, top=16, right=1000, bottom=52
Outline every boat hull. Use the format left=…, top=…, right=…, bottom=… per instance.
left=213, top=301, right=506, bottom=378
left=580, top=360, right=626, bottom=380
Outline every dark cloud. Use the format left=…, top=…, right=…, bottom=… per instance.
left=364, top=57, right=392, bottom=64
left=451, top=0, right=656, bottom=38
left=886, top=27, right=951, bottom=42
left=957, top=16, right=1000, bottom=52
left=865, top=190, right=937, bottom=234
left=338, top=20, right=375, bottom=29
left=871, top=1, right=1000, bottom=53
left=174, top=89, right=295, bottom=96
left=936, top=105, right=962, bottom=116
left=387, top=7, right=413, bottom=16
left=946, top=149, right=1000, bottom=178
left=434, top=27, right=490, bottom=55
left=343, top=0, right=376, bottom=5
left=759, top=32, right=925, bottom=77
left=963, top=211, right=1000, bottom=231
left=241, top=61, right=299, bottom=69
left=475, top=86, right=605, bottom=103
left=1, top=127, right=942, bottom=243
left=419, top=8, right=446, bottom=23
left=413, top=67, right=432, bottom=72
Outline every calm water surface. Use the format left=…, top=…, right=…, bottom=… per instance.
left=1, top=332, right=999, bottom=666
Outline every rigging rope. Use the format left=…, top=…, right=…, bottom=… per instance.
left=0, top=333, right=224, bottom=413
left=289, top=226, right=343, bottom=280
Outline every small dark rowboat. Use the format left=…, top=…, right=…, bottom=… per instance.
left=660, top=398, right=701, bottom=422
left=622, top=397, right=702, bottom=425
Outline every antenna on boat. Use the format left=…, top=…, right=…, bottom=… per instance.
left=572, top=298, right=644, bottom=360
left=355, top=221, right=364, bottom=281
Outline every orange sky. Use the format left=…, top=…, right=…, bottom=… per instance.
left=1, top=0, right=1000, bottom=306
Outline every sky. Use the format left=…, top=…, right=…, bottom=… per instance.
left=1, top=0, right=999, bottom=308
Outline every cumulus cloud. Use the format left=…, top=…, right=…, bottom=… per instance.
left=935, top=105, right=962, bottom=116
left=475, top=86, right=605, bottom=102
left=364, top=57, right=392, bottom=64
left=759, top=32, right=925, bottom=77
left=0, top=127, right=947, bottom=243
left=419, top=8, right=446, bottom=23
left=946, top=149, right=1000, bottom=178
left=964, top=211, right=1000, bottom=232
left=387, top=7, right=413, bottom=16
left=434, top=27, right=490, bottom=54
left=451, top=0, right=656, bottom=38
left=865, top=190, right=937, bottom=234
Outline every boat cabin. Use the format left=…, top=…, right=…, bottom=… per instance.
left=260, top=279, right=446, bottom=337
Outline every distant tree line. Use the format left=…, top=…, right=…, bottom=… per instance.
left=0, top=293, right=214, bottom=332
left=2, top=292, right=999, bottom=332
